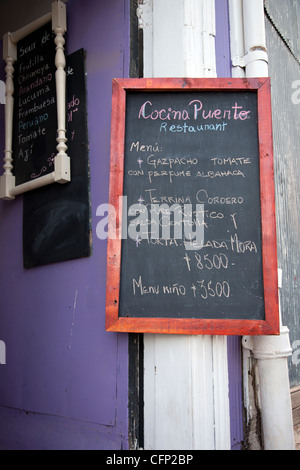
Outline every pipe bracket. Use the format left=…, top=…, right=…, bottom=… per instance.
left=232, top=49, right=269, bottom=68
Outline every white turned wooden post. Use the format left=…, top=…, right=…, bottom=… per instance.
left=52, top=0, right=70, bottom=183
left=0, top=33, right=17, bottom=200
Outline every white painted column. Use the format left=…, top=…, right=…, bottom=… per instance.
left=228, top=0, right=245, bottom=78
left=139, top=0, right=231, bottom=450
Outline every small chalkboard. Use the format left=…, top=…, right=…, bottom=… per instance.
left=12, top=22, right=57, bottom=186
left=105, top=78, right=279, bottom=335
left=23, top=49, right=90, bottom=269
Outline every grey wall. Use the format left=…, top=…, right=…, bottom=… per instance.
left=265, top=0, right=300, bottom=387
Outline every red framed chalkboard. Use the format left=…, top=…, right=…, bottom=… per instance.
left=105, top=77, right=279, bottom=335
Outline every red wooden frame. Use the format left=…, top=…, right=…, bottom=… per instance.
left=105, top=78, right=279, bottom=335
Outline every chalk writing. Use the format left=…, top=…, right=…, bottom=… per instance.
left=68, top=95, right=80, bottom=122
left=13, top=22, right=57, bottom=186
left=138, top=100, right=251, bottom=121
left=183, top=252, right=229, bottom=272
left=191, top=280, right=231, bottom=299
left=130, top=141, right=162, bottom=153
left=160, top=122, right=228, bottom=133
left=118, top=90, right=265, bottom=321
left=147, top=156, right=199, bottom=169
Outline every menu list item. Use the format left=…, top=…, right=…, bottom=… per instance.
left=13, top=22, right=57, bottom=186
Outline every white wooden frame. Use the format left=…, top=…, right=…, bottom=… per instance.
left=0, top=0, right=70, bottom=200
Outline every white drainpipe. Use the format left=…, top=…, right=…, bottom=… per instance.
left=230, top=0, right=295, bottom=450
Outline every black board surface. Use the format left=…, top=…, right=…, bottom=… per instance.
left=119, top=91, right=265, bottom=320
left=13, top=22, right=57, bottom=186
left=23, top=49, right=90, bottom=269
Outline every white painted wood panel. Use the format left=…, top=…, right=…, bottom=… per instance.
left=141, top=0, right=231, bottom=450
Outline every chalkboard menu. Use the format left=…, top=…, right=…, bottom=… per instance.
left=23, top=49, right=90, bottom=269
left=12, top=22, right=57, bottom=186
left=106, top=78, right=279, bottom=335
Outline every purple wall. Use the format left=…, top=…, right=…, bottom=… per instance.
left=0, top=0, right=130, bottom=450
left=215, top=0, right=244, bottom=450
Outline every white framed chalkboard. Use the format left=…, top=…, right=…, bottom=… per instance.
left=105, top=77, right=280, bottom=336
left=0, top=0, right=70, bottom=200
